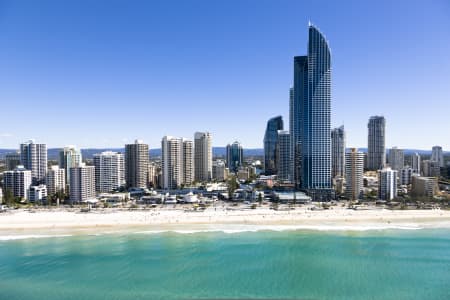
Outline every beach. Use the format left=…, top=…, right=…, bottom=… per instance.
left=1, top=204, right=450, bottom=235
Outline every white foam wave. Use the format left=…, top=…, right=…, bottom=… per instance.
left=0, top=234, right=73, bottom=241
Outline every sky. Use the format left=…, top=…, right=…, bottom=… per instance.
left=0, top=0, right=449, bottom=150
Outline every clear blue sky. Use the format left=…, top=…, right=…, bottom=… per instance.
left=1, top=0, right=449, bottom=150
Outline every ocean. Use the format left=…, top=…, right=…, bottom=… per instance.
left=0, top=228, right=449, bottom=300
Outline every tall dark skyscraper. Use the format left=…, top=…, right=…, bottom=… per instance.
left=264, top=116, right=283, bottom=175
left=226, top=141, right=244, bottom=173
left=367, top=116, right=386, bottom=170
left=291, top=24, right=332, bottom=199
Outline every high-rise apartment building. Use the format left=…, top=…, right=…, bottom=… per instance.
left=399, top=167, right=415, bottom=186
left=292, top=24, right=332, bottom=199
left=388, top=147, right=404, bottom=171
left=194, top=132, right=212, bottom=182
left=5, top=152, right=21, bottom=171
left=331, top=126, right=345, bottom=178
left=3, top=165, right=32, bottom=200
left=367, top=116, right=386, bottom=170
left=431, top=146, right=444, bottom=167
left=20, top=140, right=47, bottom=184
left=264, top=116, right=283, bottom=175
left=59, top=146, right=83, bottom=186
left=212, top=160, right=228, bottom=182
left=378, top=167, right=397, bottom=200
left=411, top=152, right=421, bottom=174
left=182, top=139, right=194, bottom=185
left=276, top=130, right=291, bottom=181
left=125, top=140, right=149, bottom=189
left=422, top=160, right=440, bottom=177
left=69, top=165, right=95, bottom=203
left=46, top=165, right=66, bottom=196
left=161, top=136, right=183, bottom=189
left=345, top=148, right=364, bottom=200
left=93, top=151, right=125, bottom=193
left=226, top=141, right=244, bottom=173
left=411, top=175, right=439, bottom=199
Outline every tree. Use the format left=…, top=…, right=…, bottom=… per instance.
left=3, top=188, right=15, bottom=207
left=258, top=192, right=263, bottom=206
left=227, top=175, right=238, bottom=200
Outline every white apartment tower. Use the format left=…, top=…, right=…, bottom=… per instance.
left=46, top=165, right=66, bottom=196
left=411, top=152, right=421, bottom=174
left=182, top=139, right=194, bottom=185
left=3, top=165, right=32, bottom=200
left=378, top=167, right=398, bottom=200
left=93, top=151, right=125, bottom=193
left=388, top=147, right=404, bottom=171
left=20, top=140, right=47, bottom=184
left=345, top=148, right=364, bottom=200
left=194, top=132, right=212, bottom=182
left=69, top=165, right=95, bottom=203
left=59, top=146, right=83, bottom=186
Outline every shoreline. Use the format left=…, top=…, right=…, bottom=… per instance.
left=1, top=206, right=450, bottom=238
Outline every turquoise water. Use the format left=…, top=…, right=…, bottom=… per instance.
left=1, top=229, right=449, bottom=299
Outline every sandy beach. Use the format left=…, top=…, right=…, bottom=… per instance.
left=1, top=205, right=450, bottom=237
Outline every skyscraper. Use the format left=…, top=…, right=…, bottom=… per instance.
left=293, top=24, right=332, bottom=199
left=411, top=152, right=421, bottom=174
left=182, top=139, right=194, bottom=185
left=5, top=152, right=21, bottom=171
left=46, top=165, right=65, bottom=196
left=276, top=130, right=291, bottom=181
left=20, top=140, right=47, bottom=184
left=194, top=132, right=212, bottom=182
left=388, top=147, right=404, bottom=171
left=226, top=141, right=244, bottom=173
left=367, top=116, right=386, bottom=170
left=161, top=136, right=183, bottom=189
left=431, top=146, right=444, bottom=167
left=263, top=116, right=283, bottom=175
left=125, top=140, right=149, bottom=189
left=345, top=148, right=364, bottom=200
left=3, top=165, right=32, bottom=200
left=331, top=126, right=345, bottom=178
left=93, top=151, right=125, bottom=193
left=59, top=146, right=83, bottom=186
left=378, top=167, right=397, bottom=200
left=69, top=164, right=95, bottom=203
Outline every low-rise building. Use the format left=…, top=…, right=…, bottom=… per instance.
left=28, top=185, right=47, bottom=203
left=411, top=176, right=439, bottom=199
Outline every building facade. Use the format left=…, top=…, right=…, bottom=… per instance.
left=378, top=167, right=397, bottom=200
left=276, top=130, right=291, bottom=181
left=59, top=146, right=83, bottom=187
left=194, top=132, right=212, bottom=182
left=69, top=165, right=95, bottom=203
left=28, top=185, right=47, bottom=203
left=5, top=152, right=21, bottom=171
left=46, top=165, right=66, bottom=196
left=431, top=146, right=444, bottom=167
left=182, top=139, right=194, bottom=185
left=212, top=160, right=228, bottom=182
left=263, top=116, right=283, bottom=175
left=125, top=140, right=149, bottom=189
left=3, top=165, right=32, bottom=200
left=345, top=148, right=364, bottom=200
left=162, top=136, right=183, bottom=189
left=388, top=147, right=404, bottom=171
left=93, top=151, right=125, bottom=193
left=411, top=152, right=421, bottom=174
left=331, top=125, right=345, bottom=178
left=367, top=116, right=386, bottom=170
left=20, top=140, right=47, bottom=184
left=226, top=141, right=244, bottom=173
left=411, top=176, right=439, bottom=199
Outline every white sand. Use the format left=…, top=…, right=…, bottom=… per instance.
left=1, top=206, right=450, bottom=234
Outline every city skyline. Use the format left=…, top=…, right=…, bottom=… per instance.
left=1, top=1, right=450, bottom=149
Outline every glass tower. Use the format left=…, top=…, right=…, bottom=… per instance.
left=226, top=141, right=244, bottom=173
left=292, top=24, right=332, bottom=199
left=263, top=116, right=283, bottom=175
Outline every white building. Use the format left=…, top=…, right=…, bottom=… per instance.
left=212, top=160, right=228, bottom=182
left=411, top=152, right=421, bottom=174
left=28, top=185, right=47, bottom=203
left=345, top=148, right=364, bottom=200
left=194, top=132, right=212, bottom=182
left=422, top=160, right=440, bottom=177
left=59, top=146, right=83, bottom=186
left=378, top=167, right=398, bottom=200
left=3, top=165, right=32, bottom=200
left=69, top=165, right=95, bottom=203
left=388, top=147, right=404, bottom=171
left=46, top=165, right=66, bottom=196
left=93, top=151, right=125, bottom=193
left=0, top=187, right=3, bottom=204
left=431, top=146, right=444, bottom=167
left=20, top=140, right=47, bottom=184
